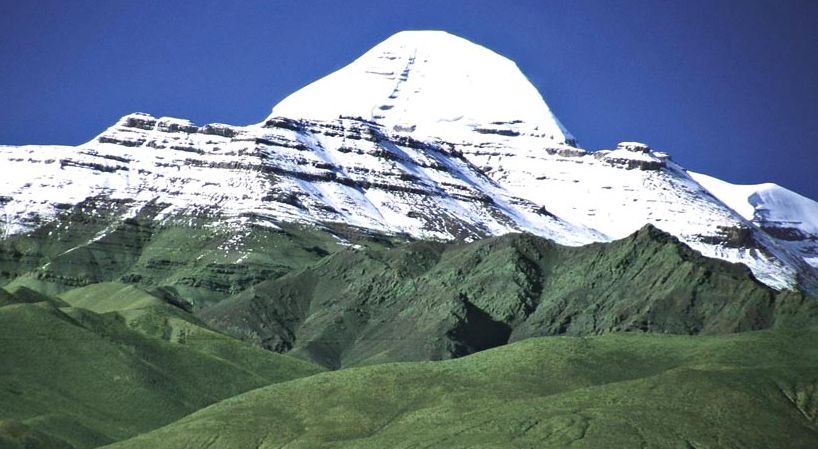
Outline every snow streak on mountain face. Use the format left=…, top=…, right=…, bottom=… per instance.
left=0, top=30, right=817, bottom=293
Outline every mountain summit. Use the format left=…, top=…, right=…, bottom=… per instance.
left=269, top=31, right=575, bottom=146
left=0, top=30, right=817, bottom=294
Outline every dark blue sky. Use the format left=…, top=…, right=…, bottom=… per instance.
left=2, top=0, right=816, bottom=200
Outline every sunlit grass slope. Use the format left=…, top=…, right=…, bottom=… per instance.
left=0, top=287, right=322, bottom=449
left=106, top=328, right=818, bottom=449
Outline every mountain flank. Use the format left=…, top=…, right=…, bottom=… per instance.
left=202, top=225, right=818, bottom=368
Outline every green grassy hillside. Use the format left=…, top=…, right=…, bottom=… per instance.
left=6, top=198, right=817, bottom=372
left=103, top=328, right=818, bottom=449
left=0, top=197, right=401, bottom=307
left=4, top=211, right=818, bottom=448
left=0, top=288, right=322, bottom=449
left=202, top=225, right=818, bottom=368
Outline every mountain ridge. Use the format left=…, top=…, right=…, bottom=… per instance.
left=200, top=224, right=818, bottom=369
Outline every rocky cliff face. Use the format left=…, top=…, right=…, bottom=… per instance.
left=1, top=30, right=817, bottom=294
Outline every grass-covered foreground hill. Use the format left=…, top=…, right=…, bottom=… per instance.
left=105, top=328, right=818, bottom=449
left=0, top=286, right=322, bottom=449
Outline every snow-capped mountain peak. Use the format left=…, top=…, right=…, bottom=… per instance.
left=268, top=30, right=575, bottom=146
left=1, top=30, right=817, bottom=294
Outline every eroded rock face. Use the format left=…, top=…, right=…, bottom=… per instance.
left=698, top=226, right=758, bottom=248
left=590, top=142, right=668, bottom=171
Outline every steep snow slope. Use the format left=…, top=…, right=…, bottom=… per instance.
left=690, top=172, right=818, bottom=235
left=270, top=30, right=575, bottom=147
left=1, top=30, right=816, bottom=293
left=691, top=172, right=818, bottom=268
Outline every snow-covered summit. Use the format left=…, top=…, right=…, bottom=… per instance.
left=268, top=30, right=575, bottom=146
left=691, top=172, right=818, bottom=234
left=691, top=172, right=818, bottom=268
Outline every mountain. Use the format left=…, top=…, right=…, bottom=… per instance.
left=269, top=30, right=575, bottom=147
left=1, top=30, right=817, bottom=294
left=4, top=198, right=816, bottom=370
left=4, top=219, right=816, bottom=447
left=4, top=29, right=818, bottom=449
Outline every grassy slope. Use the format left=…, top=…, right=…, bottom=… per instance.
left=1, top=219, right=348, bottom=307
left=202, top=225, right=818, bottom=368
left=57, top=281, right=325, bottom=384
left=57, top=282, right=165, bottom=313
left=4, top=211, right=818, bottom=448
left=6, top=198, right=816, bottom=370
left=0, top=287, right=322, bottom=449
left=105, top=328, right=818, bottom=449
left=0, top=196, right=401, bottom=308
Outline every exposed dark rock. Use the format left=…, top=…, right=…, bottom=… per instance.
left=123, top=116, right=157, bottom=131
left=98, top=136, right=145, bottom=147
left=535, top=206, right=557, bottom=218
left=87, top=152, right=132, bottom=163
left=698, top=225, right=758, bottom=248
left=604, top=157, right=665, bottom=171
left=201, top=124, right=238, bottom=138
left=60, top=159, right=128, bottom=173
left=473, top=127, right=521, bottom=137
left=762, top=226, right=814, bottom=242
left=170, top=145, right=205, bottom=155
left=264, top=117, right=304, bottom=131
left=262, top=191, right=305, bottom=208
left=157, top=121, right=199, bottom=134
left=544, top=147, right=586, bottom=158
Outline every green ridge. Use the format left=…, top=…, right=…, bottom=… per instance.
left=58, top=282, right=164, bottom=313
left=202, top=225, right=818, bottom=368
left=3, top=207, right=818, bottom=448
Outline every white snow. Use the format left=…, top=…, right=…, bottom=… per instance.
left=602, top=147, right=663, bottom=163
left=268, top=30, right=574, bottom=146
left=691, top=171, right=818, bottom=235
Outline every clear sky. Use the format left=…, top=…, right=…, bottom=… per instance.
left=1, top=0, right=816, bottom=200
